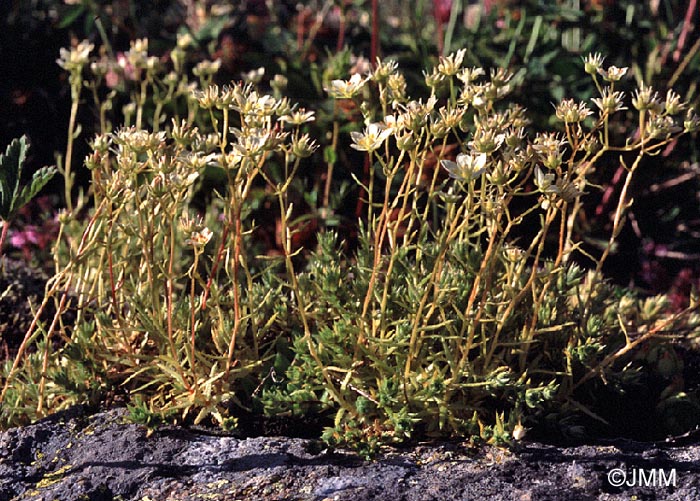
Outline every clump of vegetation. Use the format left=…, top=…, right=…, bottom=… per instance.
left=263, top=53, right=700, bottom=455
left=1, top=36, right=699, bottom=459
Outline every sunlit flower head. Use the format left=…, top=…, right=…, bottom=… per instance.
left=176, top=33, right=193, bottom=49
left=241, top=67, right=265, bottom=85
left=591, top=88, right=626, bottom=114
left=193, top=85, right=221, bottom=109
left=534, top=166, right=556, bottom=193
left=350, top=123, right=392, bottom=152
left=271, top=74, right=288, bottom=93
left=181, top=214, right=212, bottom=248
left=193, top=59, right=222, bottom=78
left=56, top=40, right=94, bottom=72
left=279, top=108, right=315, bottom=126
left=457, top=67, right=485, bottom=86
left=435, top=106, right=465, bottom=130
left=469, top=128, right=506, bottom=155
left=597, top=65, right=628, bottom=82
left=291, top=133, right=318, bottom=158
left=231, top=128, right=273, bottom=157
left=631, top=85, right=660, bottom=112
left=90, top=133, right=111, bottom=154
left=387, top=73, right=407, bottom=102
left=113, top=127, right=166, bottom=155
left=325, top=73, right=367, bottom=99
left=423, top=68, right=446, bottom=89
left=396, top=131, right=416, bottom=151
left=555, top=99, right=592, bottom=123
left=441, top=152, right=487, bottom=182
left=582, top=53, right=605, bottom=75
left=126, top=38, right=149, bottom=69
left=187, top=227, right=213, bottom=247
left=646, top=115, right=681, bottom=139
left=664, top=89, right=686, bottom=115
left=437, top=48, right=467, bottom=76
left=382, top=114, right=407, bottom=135
left=490, top=68, right=513, bottom=88
left=401, top=97, right=438, bottom=131
left=371, top=57, right=399, bottom=83
left=684, top=109, right=700, bottom=133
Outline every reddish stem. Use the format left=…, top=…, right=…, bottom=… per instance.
left=225, top=213, right=242, bottom=376
left=674, top=0, right=697, bottom=62
left=595, top=164, right=626, bottom=217
left=201, top=224, right=230, bottom=310
left=0, top=221, right=9, bottom=260
left=336, top=5, right=346, bottom=52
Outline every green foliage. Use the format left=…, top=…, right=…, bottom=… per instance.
left=264, top=234, right=688, bottom=450
left=1, top=39, right=699, bottom=460
left=258, top=50, right=700, bottom=453
left=0, top=136, right=56, bottom=223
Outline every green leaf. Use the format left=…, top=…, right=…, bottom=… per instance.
left=0, top=136, right=28, bottom=220
left=58, top=4, right=86, bottom=29
left=83, top=11, right=96, bottom=35
left=323, top=146, right=337, bottom=164
left=14, top=166, right=57, bottom=215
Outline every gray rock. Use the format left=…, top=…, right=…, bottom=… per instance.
left=1, top=405, right=699, bottom=500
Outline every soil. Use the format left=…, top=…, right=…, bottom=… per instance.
left=0, top=258, right=50, bottom=359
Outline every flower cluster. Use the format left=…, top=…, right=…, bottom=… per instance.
left=325, top=73, right=367, bottom=99
left=56, top=40, right=94, bottom=73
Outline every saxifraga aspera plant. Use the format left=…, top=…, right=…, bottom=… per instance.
left=0, top=74, right=318, bottom=429
left=262, top=51, right=700, bottom=456
left=1, top=46, right=699, bottom=458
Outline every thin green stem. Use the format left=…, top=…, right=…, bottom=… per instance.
left=64, top=84, right=80, bottom=212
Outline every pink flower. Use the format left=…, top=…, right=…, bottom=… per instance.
left=10, top=226, right=40, bottom=248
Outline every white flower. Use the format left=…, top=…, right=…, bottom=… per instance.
left=534, top=166, right=556, bottom=193
left=457, top=67, right=485, bottom=86
left=350, top=123, right=392, bottom=152
left=279, top=108, right=315, bottom=126
left=56, top=40, right=94, bottom=72
left=185, top=227, right=213, bottom=247
left=441, top=152, right=487, bottom=181
left=370, top=58, right=399, bottom=83
left=597, top=65, right=628, bottom=82
left=292, top=134, right=318, bottom=158
left=555, top=99, right=592, bottom=123
left=231, top=128, right=272, bottom=157
left=325, top=73, right=367, bottom=99
left=193, top=59, right=222, bottom=77
left=592, top=88, right=626, bottom=114
left=437, top=48, right=467, bottom=76
left=664, top=89, right=685, bottom=115
left=241, top=67, right=265, bottom=84
left=469, top=129, right=506, bottom=154
left=582, top=53, right=605, bottom=75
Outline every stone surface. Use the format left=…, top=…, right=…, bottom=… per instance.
left=1, top=405, right=699, bottom=500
